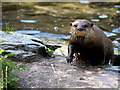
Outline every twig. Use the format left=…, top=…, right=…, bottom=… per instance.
left=6, top=66, right=8, bottom=89
left=51, top=64, right=59, bottom=88
left=1, top=70, right=3, bottom=89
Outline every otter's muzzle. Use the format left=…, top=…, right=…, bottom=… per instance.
left=77, top=28, right=83, bottom=31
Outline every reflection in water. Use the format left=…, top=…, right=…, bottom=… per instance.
left=33, top=32, right=70, bottom=41
left=103, top=31, right=116, bottom=37
left=54, top=26, right=60, bottom=31
left=116, top=10, right=120, bottom=13
left=112, top=27, right=120, bottom=34
left=112, top=41, right=119, bottom=46
left=116, top=38, right=120, bottom=41
left=0, top=23, right=9, bottom=25
left=16, top=30, right=70, bottom=41
left=20, top=20, right=37, bottom=23
left=98, top=15, right=108, bottom=19
left=53, top=20, right=58, bottom=23
left=16, top=30, right=40, bottom=35
left=2, top=2, right=119, bottom=34
left=2, top=2, right=120, bottom=61
left=114, top=48, right=119, bottom=54
left=91, top=19, right=100, bottom=22
left=105, top=66, right=120, bottom=71
left=110, top=24, right=115, bottom=27
left=80, top=1, right=90, bottom=4
left=114, top=5, right=120, bottom=8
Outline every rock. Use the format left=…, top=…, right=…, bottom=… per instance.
left=113, top=54, right=120, bottom=66
left=0, top=31, right=47, bottom=62
left=13, top=56, right=118, bottom=88
left=54, top=45, right=68, bottom=57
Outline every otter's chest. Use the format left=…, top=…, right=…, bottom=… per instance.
left=73, top=43, right=103, bottom=54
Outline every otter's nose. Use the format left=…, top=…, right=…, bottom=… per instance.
left=77, top=28, right=83, bottom=31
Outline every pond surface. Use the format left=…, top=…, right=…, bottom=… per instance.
left=2, top=2, right=120, bottom=55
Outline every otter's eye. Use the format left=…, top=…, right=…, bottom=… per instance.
left=83, top=24, right=88, bottom=28
left=74, top=24, right=78, bottom=27
left=70, top=22, right=72, bottom=26
left=91, top=23, right=93, bottom=27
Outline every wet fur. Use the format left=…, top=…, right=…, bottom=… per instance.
left=67, top=19, right=114, bottom=66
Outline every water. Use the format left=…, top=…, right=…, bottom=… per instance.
left=112, top=41, right=119, bottom=46
left=80, top=1, right=90, bottom=4
left=103, top=31, right=116, bottom=37
left=110, top=24, right=115, bottom=27
left=91, top=19, right=100, bottom=22
left=2, top=2, right=120, bottom=34
left=105, top=66, right=120, bottom=71
left=112, top=27, right=120, bottom=34
left=114, top=5, right=120, bottom=8
left=16, top=30, right=40, bottom=35
left=98, top=15, right=108, bottom=19
left=0, top=23, right=9, bottom=25
left=2, top=2, right=120, bottom=61
left=20, top=20, right=37, bottom=23
left=15, top=30, right=70, bottom=44
left=116, top=10, right=120, bottom=13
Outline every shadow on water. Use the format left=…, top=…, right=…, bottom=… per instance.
left=2, top=2, right=120, bottom=66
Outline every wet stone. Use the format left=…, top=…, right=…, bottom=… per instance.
left=112, top=27, right=120, bottom=34
left=0, top=31, right=47, bottom=62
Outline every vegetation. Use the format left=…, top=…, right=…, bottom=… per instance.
left=47, top=48, right=55, bottom=58
left=4, top=24, right=14, bottom=34
left=0, top=41, right=29, bottom=88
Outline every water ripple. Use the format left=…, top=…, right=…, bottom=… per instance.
left=98, top=15, right=108, bottom=19
left=20, top=20, right=37, bottom=23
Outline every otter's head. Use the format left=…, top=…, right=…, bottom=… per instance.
left=70, top=19, right=93, bottom=36
left=70, top=19, right=96, bottom=46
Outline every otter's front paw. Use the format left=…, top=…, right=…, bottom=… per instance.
left=66, top=56, right=73, bottom=63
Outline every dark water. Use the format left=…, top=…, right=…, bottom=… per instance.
left=2, top=2, right=120, bottom=55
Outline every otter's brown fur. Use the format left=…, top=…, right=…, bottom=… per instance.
left=67, top=19, right=114, bottom=66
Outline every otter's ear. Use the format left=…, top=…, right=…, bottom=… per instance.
left=70, top=22, right=72, bottom=26
left=91, top=23, right=93, bottom=27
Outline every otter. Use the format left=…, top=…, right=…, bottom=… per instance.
left=67, top=19, right=114, bottom=66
